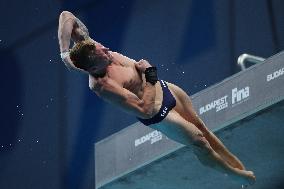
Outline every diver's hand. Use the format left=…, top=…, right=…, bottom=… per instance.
left=60, top=51, right=73, bottom=70
left=135, top=59, right=152, bottom=73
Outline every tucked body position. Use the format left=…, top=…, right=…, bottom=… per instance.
left=58, top=11, right=256, bottom=186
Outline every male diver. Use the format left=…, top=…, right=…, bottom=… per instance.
left=58, top=11, right=256, bottom=186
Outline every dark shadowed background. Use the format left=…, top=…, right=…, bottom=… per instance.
left=0, top=0, right=284, bottom=188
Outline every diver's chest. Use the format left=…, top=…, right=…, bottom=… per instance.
left=107, top=65, right=136, bottom=83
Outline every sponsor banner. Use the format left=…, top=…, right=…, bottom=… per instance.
left=199, top=95, right=228, bottom=115
left=199, top=86, right=250, bottom=115
left=231, top=86, right=250, bottom=107
left=267, top=67, right=284, bottom=82
left=135, top=130, right=163, bottom=147
left=193, top=52, right=284, bottom=129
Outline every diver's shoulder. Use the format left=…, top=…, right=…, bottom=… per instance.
left=110, top=51, right=137, bottom=65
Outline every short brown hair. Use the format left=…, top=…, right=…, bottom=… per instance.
left=69, top=40, right=96, bottom=70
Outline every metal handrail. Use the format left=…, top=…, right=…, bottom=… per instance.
left=237, top=53, right=265, bottom=70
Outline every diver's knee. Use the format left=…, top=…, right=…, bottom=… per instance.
left=192, top=134, right=212, bottom=154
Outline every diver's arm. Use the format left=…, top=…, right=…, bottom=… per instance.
left=93, top=60, right=157, bottom=118
left=94, top=77, right=156, bottom=119
left=57, top=11, right=89, bottom=72
left=134, top=59, right=157, bottom=116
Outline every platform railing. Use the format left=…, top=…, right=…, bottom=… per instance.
left=237, top=53, right=265, bottom=70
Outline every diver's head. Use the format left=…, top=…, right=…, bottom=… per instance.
left=69, top=40, right=112, bottom=77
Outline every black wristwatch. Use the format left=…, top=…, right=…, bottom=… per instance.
left=145, top=66, right=158, bottom=85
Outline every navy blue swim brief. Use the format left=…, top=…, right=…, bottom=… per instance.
left=137, top=80, right=176, bottom=126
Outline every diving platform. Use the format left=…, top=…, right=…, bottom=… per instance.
left=95, top=51, right=284, bottom=189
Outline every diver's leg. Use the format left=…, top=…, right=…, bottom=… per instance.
left=170, top=85, right=246, bottom=170
left=201, top=128, right=246, bottom=170
left=184, top=103, right=246, bottom=170
left=150, top=111, right=255, bottom=185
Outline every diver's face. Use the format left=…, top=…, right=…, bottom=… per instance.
left=95, top=44, right=112, bottom=61
left=86, top=45, right=112, bottom=77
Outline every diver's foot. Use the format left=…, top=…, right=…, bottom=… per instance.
left=230, top=169, right=256, bottom=187
left=246, top=171, right=256, bottom=185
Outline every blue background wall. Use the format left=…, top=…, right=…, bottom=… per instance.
left=0, top=0, right=284, bottom=188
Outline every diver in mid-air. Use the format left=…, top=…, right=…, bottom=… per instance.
left=58, top=11, right=256, bottom=187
